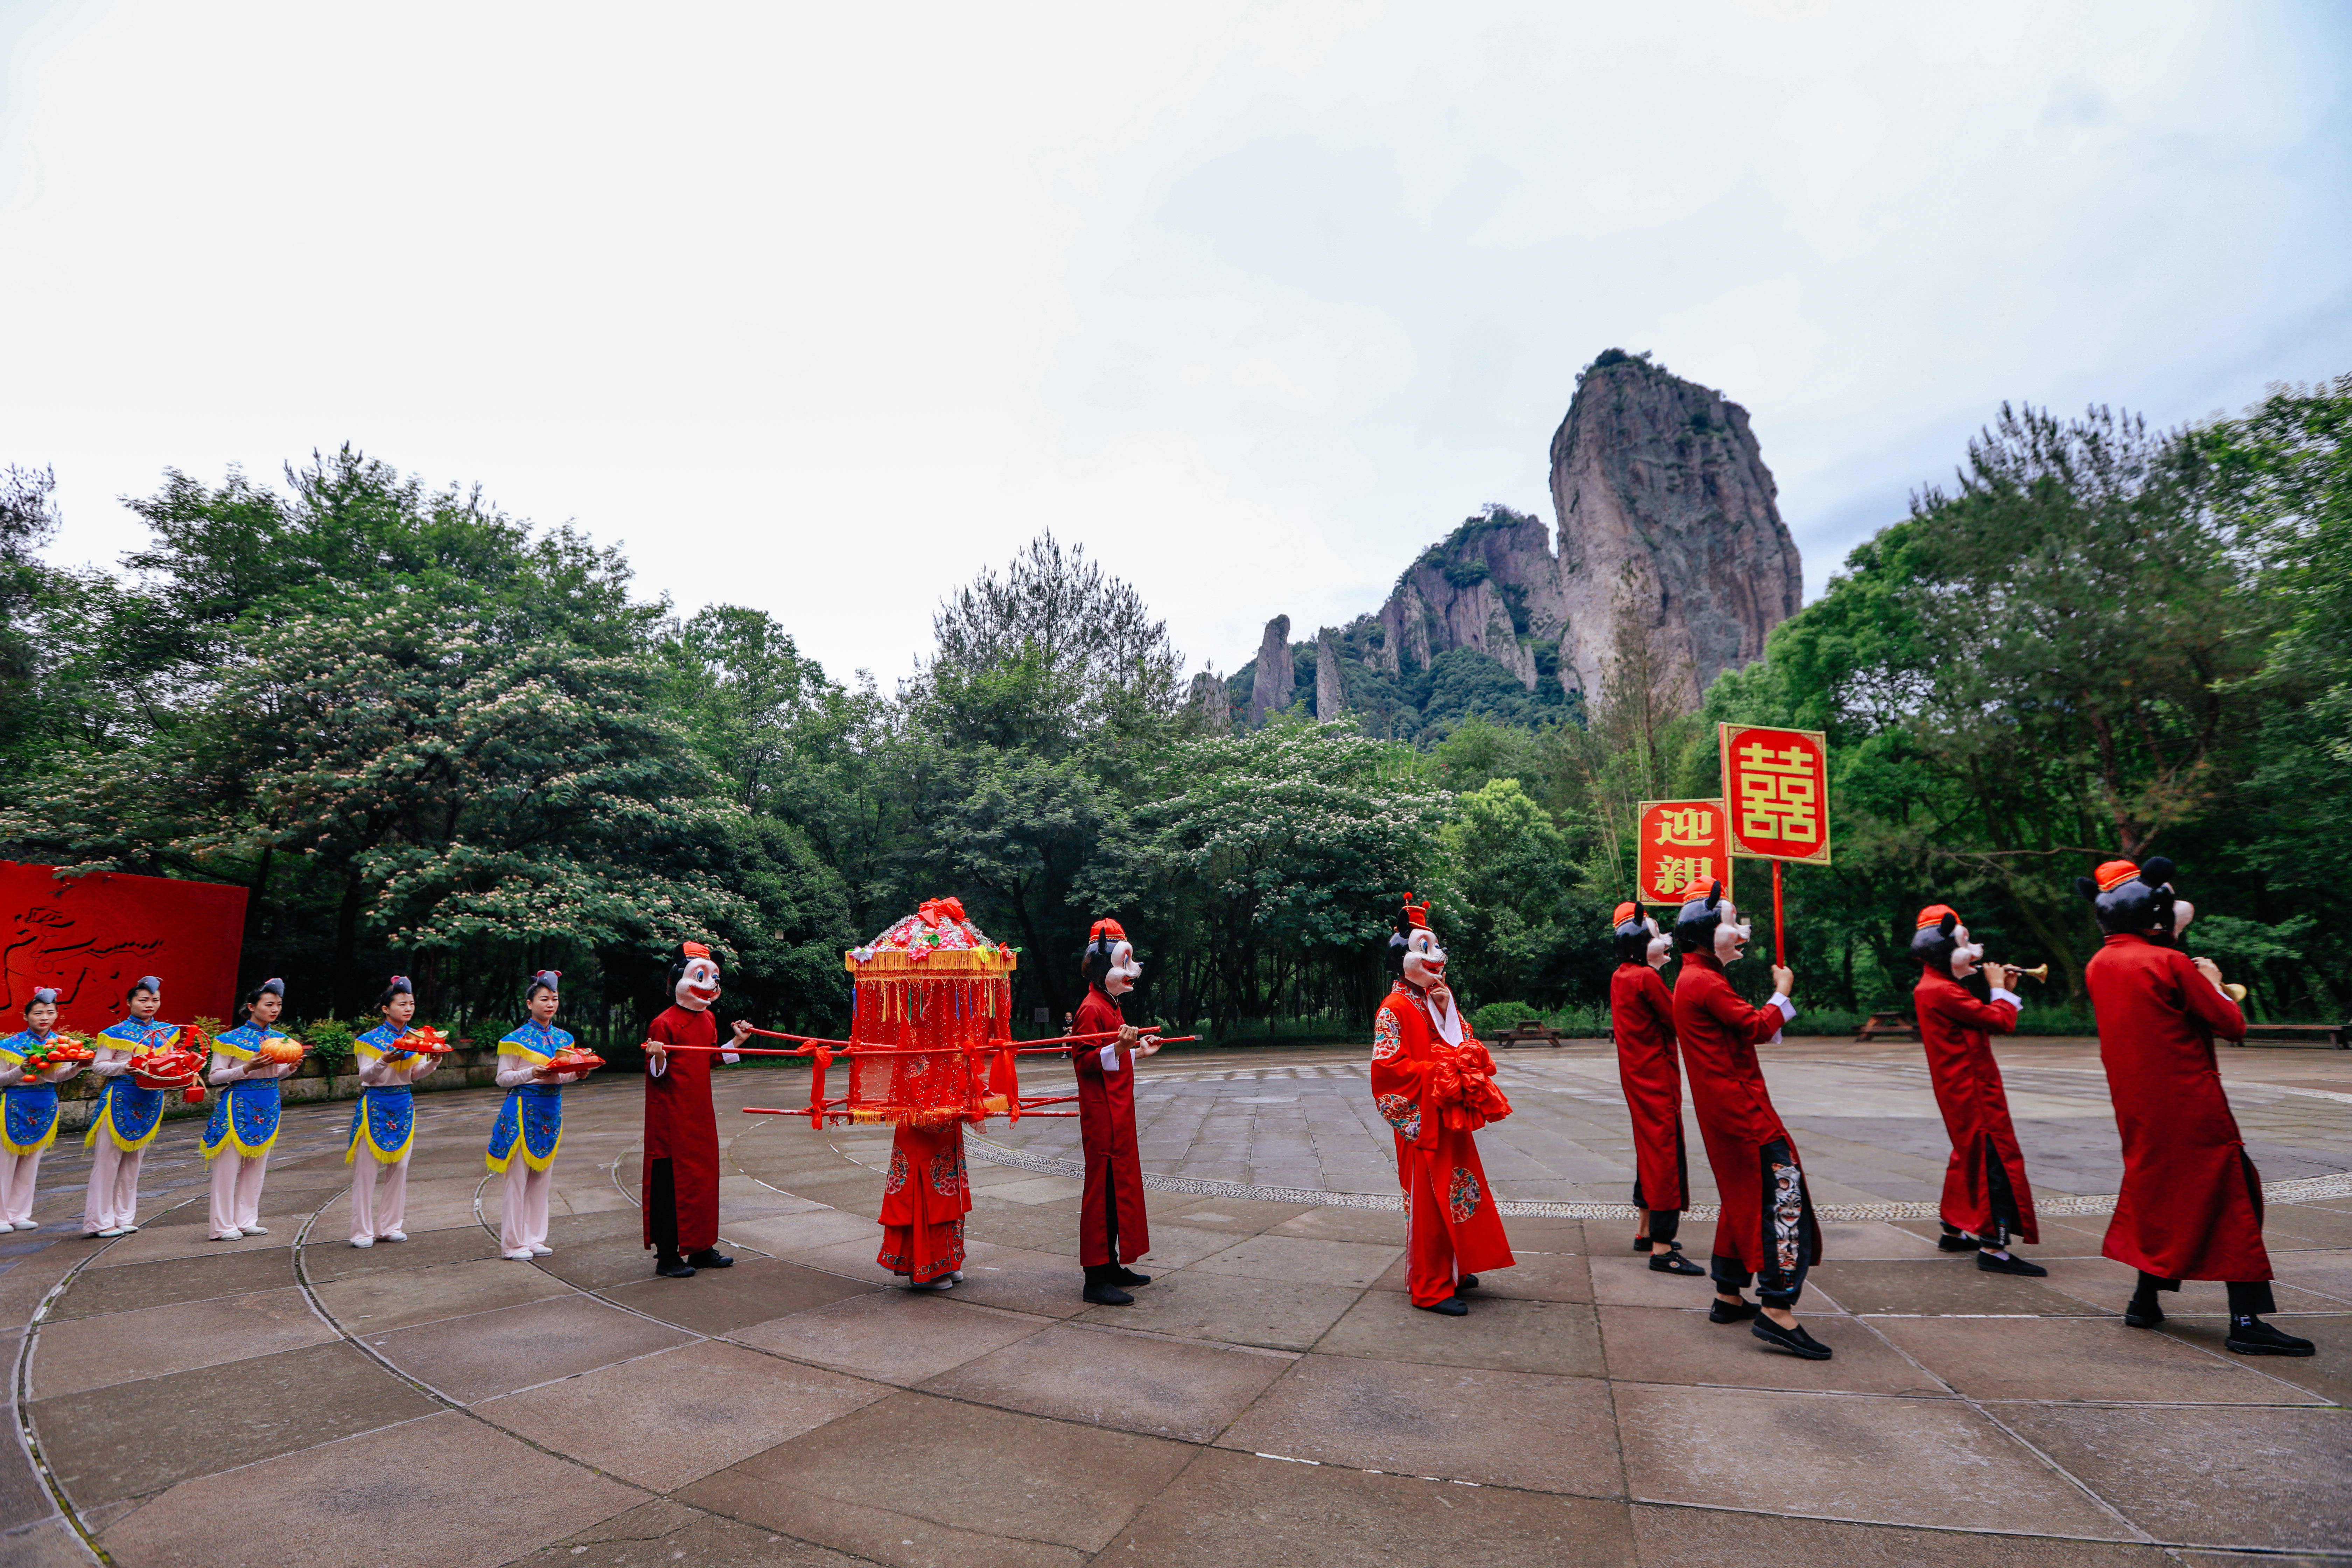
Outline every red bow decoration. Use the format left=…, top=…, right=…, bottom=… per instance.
left=1427, top=1038, right=1513, bottom=1133
left=916, top=896, right=968, bottom=928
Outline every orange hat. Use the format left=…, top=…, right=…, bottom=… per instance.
left=1089, top=918, right=1127, bottom=943
left=1400, top=894, right=1430, bottom=930
left=1612, top=901, right=1640, bottom=925
left=1914, top=903, right=1959, bottom=930
left=680, top=941, right=712, bottom=960
left=2093, top=860, right=2141, bottom=894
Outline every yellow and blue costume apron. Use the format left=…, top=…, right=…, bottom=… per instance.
left=84, top=1018, right=182, bottom=1153
left=346, top=1022, right=419, bottom=1166
left=486, top=1022, right=569, bottom=1175
left=0, top=1030, right=63, bottom=1157
left=202, top=1021, right=290, bottom=1161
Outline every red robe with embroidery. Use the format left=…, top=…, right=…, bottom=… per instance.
left=1370, top=981, right=1514, bottom=1306
left=1610, top=961, right=1687, bottom=1212
left=2086, top=933, right=2265, bottom=1282
left=1071, top=986, right=1149, bottom=1267
left=878, top=1119, right=971, bottom=1283
left=1672, top=953, right=1817, bottom=1276
left=1915, top=967, right=2037, bottom=1243
left=642, top=1005, right=722, bottom=1254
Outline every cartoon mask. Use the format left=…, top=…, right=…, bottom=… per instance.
left=1613, top=902, right=1672, bottom=968
left=1082, top=919, right=1143, bottom=998
left=1387, top=896, right=1447, bottom=990
left=674, top=946, right=721, bottom=1011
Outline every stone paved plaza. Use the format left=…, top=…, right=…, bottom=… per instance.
left=1, top=1037, right=2347, bottom=1567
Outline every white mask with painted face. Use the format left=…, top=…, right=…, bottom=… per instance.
left=1402, top=926, right=1448, bottom=990
left=1104, top=941, right=1142, bottom=998
left=2166, top=895, right=2194, bottom=941
left=1713, top=900, right=1754, bottom=964
left=1949, top=923, right=1985, bottom=980
left=676, top=957, right=721, bottom=1012
left=1644, top=917, right=1671, bottom=969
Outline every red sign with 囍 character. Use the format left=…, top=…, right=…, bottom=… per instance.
left=0, top=862, right=248, bottom=1034
left=1720, top=725, right=1832, bottom=864
left=1636, top=799, right=1734, bottom=907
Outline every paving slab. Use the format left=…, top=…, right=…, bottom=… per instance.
left=1998, top=1402, right=2352, bottom=1554
left=1072, top=1268, right=1360, bottom=1351
left=1626, top=1502, right=2175, bottom=1566
left=515, top=1499, right=865, bottom=1567
left=300, top=1222, right=503, bottom=1282
left=731, top=1292, right=1056, bottom=1385
left=1313, top=1291, right=1606, bottom=1377
left=1588, top=1253, right=1803, bottom=1310
left=1597, top=1306, right=1947, bottom=1396
left=1213, top=1352, right=1622, bottom=1493
left=1185, top=1233, right=1402, bottom=1289
left=1097, top=1446, right=1637, bottom=1567
left=42, top=1248, right=290, bottom=1321
left=1371, top=1245, right=1594, bottom=1302
left=29, top=1284, right=335, bottom=1399
left=1871, top=1315, right=2330, bottom=1404
left=312, top=1255, right=574, bottom=1333
left=93, top=1408, right=639, bottom=1568
left=30, top=1339, right=439, bottom=1508
left=357, top=1292, right=695, bottom=1403
left=1614, top=1383, right=2134, bottom=1537
left=1807, top=1258, right=2109, bottom=1316
left=919, top=1321, right=1293, bottom=1442
left=478, top=1339, right=888, bottom=1491
left=676, top=1390, right=1195, bottom=1564
left=602, top=1256, right=883, bottom=1335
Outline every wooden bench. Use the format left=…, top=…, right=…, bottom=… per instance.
left=2227, top=1022, right=2349, bottom=1049
left=1491, top=1027, right=1565, bottom=1049
left=1855, top=1012, right=1918, bottom=1042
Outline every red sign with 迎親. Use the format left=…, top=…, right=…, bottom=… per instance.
left=1636, top=799, right=1733, bottom=906
left=1720, top=724, right=1833, bottom=864
left=1, top=862, right=248, bottom=1034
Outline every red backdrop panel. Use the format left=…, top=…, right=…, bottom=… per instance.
left=0, top=862, right=248, bottom=1033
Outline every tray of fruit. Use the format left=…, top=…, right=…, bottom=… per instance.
left=546, top=1048, right=605, bottom=1076
left=393, top=1025, right=455, bottom=1056
left=131, top=1049, right=206, bottom=1090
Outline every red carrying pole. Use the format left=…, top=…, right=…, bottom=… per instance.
left=1772, top=859, right=1786, bottom=967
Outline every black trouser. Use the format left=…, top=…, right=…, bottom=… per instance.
left=1631, top=1175, right=1680, bottom=1246
left=1084, top=1159, right=1122, bottom=1284
left=649, top=1157, right=680, bottom=1260
left=2134, top=1270, right=2276, bottom=1317
left=1712, top=1139, right=1812, bottom=1309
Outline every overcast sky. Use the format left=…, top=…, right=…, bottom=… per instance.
left=5, top=2, right=2348, bottom=686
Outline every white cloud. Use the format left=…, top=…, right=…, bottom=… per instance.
left=4, top=1, right=2347, bottom=683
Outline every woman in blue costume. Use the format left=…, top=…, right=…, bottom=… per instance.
left=204, top=979, right=302, bottom=1241
left=0, top=988, right=89, bottom=1230
left=346, top=975, right=442, bottom=1249
left=82, top=975, right=195, bottom=1237
left=488, top=971, right=592, bottom=1260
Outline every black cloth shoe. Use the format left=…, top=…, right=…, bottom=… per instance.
left=1751, top=1318, right=1834, bottom=1359
left=1632, top=1236, right=1652, bottom=1253
left=2226, top=1318, right=2316, bottom=1356
left=1937, top=1232, right=1981, bottom=1253
left=2123, top=1296, right=2165, bottom=1329
left=1709, top=1297, right=1760, bottom=1324
left=1648, top=1244, right=1704, bottom=1276
left=1456, top=1275, right=1479, bottom=1292
left=1111, top=1266, right=1152, bottom=1286
left=654, top=1254, right=696, bottom=1279
left=1416, top=1297, right=1469, bottom=1316
left=1976, top=1251, right=2047, bottom=1277
left=1083, top=1281, right=1135, bottom=1305
left=686, top=1248, right=734, bottom=1269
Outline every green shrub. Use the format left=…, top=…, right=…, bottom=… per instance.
left=1471, top=1000, right=1544, bottom=1034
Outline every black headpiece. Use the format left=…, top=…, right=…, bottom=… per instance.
left=1910, top=907, right=1961, bottom=976
left=1672, top=882, right=1726, bottom=956
left=2077, top=857, right=2177, bottom=937
left=1612, top=909, right=1652, bottom=965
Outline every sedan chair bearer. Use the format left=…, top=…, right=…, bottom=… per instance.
left=1072, top=918, right=1158, bottom=1306
left=1371, top=896, right=1515, bottom=1316
left=1670, top=883, right=1828, bottom=1360
left=82, top=975, right=187, bottom=1237
left=641, top=943, right=751, bottom=1279
left=347, top=975, right=441, bottom=1248
left=1910, top=906, right=2042, bottom=1275
left=1609, top=904, right=1700, bottom=1275
left=204, top=979, right=301, bottom=1241
left=0, top=989, right=89, bottom=1229
left=2081, top=858, right=2312, bottom=1356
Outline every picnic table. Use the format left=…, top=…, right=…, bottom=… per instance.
left=2228, top=1021, right=2349, bottom=1049
left=1491, top=1026, right=1566, bottom=1049
left=1855, top=1011, right=1919, bottom=1043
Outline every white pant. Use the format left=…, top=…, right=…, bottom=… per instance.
left=351, top=1154, right=410, bottom=1242
left=208, top=1149, right=269, bottom=1238
left=0, top=1150, right=42, bottom=1226
left=82, top=1139, right=145, bottom=1232
left=499, top=1157, right=553, bottom=1255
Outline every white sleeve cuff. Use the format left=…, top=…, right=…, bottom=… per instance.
left=646, top=1056, right=666, bottom=1079
left=1991, top=987, right=2021, bottom=1008
left=1100, top=1044, right=1121, bottom=1072
left=721, top=1051, right=740, bottom=1064
left=1769, top=995, right=1795, bottom=1022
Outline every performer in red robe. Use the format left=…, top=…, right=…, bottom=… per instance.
left=1610, top=904, right=1701, bottom=1275
left=1071, top=919, right=1156, bottom=1305
left=878, top=1117, right=972, bottom=1290
left=1670, top=882, right=1828, bottom=1360
left=2080, top=858, right=2311, bottom=1356
left=1371, top=897, right=1514, bottom=1315
left=1909, top=904, right=2042, bottom=1274
left=640, top=942, right=752, bottom=1279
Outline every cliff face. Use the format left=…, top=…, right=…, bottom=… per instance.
left=1547, top=352, right=1804, bottom=700
left=1235, top=353, right=1801, bottom=734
